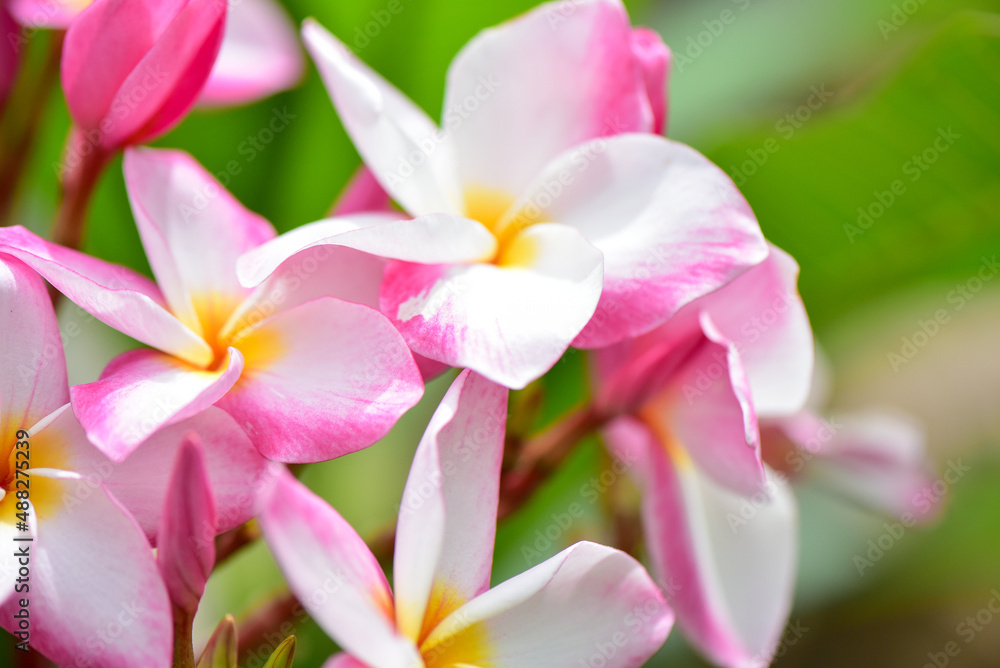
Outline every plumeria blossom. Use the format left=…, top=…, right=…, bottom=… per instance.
left=59, top=0, right=229, bottom=153
left=12, top=0, right=303, bottom=110
left=0, top=147, right=424, bottom=463
left=237, top=0, right=768, bottom=389
left=262, top=370, right=673, bottom=668
left=0, top=255, right=172, bottom=667
left=593, top=244, right=811, bottom=668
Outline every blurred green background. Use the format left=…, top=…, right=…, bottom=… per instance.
left=3, top=0, right=1000, bottom=666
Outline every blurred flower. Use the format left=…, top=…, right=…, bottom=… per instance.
left=238, top=0, right=767, bottom=389
left=594, top=245, right=811, bottom=668
left=262, top=370, right=673, bottom=668
left=0, top=147, right=424, bottom=463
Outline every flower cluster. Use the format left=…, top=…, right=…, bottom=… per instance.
left=0, top=0, right=941, bottom=667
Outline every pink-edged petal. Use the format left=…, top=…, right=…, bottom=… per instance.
left=444, top=0, right=653, bottom=198
left=158, top=437, right=215, bottom=614
left=124, top=147, right=276, bottom=336
left=322, top=656, right=368, bottom=668
left=62, top=0, right=227, bottom=147
left=394, top=370, right=507, bottom=641
left=766, top=410, right=941, bottom=522
left=635, top=314, right=765, bottom=495
left=0, top=256, right=68, bottom=445
left=630, top=27, right=670, bottom=135
left=0, top=472, right=171, bottom=668
left=236, top=213, right=493, bottom=288
left=503, top=134, right=766, bottom=349
left=302, top=20, right=460, bottom=216
left=423, top=541, right=671, bottom=668
left=260, top=471, right=421, bottom=668
left=331, top=166, right=393, bottom=216
left=197, top=0, right=303, bottom=107
left=216, top=297, right=422, bottom=463
left=9, top=0, right=81, bottom=29
left=606, top=417, right=797, bottom=668
left=382, top=223, right=603, bottom=389
left=41, top=404, right=276, bottom=539
left=70, top=347, right=244, bottom=461
left=698, top=245, right=813, bottom=418
left=0, top=226, right=213, bottom=366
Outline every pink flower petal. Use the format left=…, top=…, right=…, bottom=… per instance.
left=9, top=0, right=80, bottom=29
left=216, top=297, right=422, bottom=463
left=197, top=0, right=303, bottom=107
left=260, top=471, right=421, bottom=668
left=393, top=370, right=507, bottom=641
left=444, top=0, right=653, bottom=198
left=630, top=27, right=670, bottom=135
left=605, top=417, right=797, bottom=668
left=0, top=472, right=171, bottom=668
left=157, top=436, right=215, bottom=614
left=0, top=256, right=68, bottom=442
left=70, top=347, right=244, bottom=461
left=381, top=224, right=603, bottom=389
left=502, top=134, right=766, bottom=349
left=330, top=166, right=394, bottom=216
left=124, top=147, right=276, bottom=336
left=424, top=541, right=671, bottom=668
left=302, top=20, right=460, bottom=216
left=0, top=225, right=213, bottom=367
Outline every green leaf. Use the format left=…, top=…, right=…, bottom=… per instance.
left=263, top=636, right=297, bottom=668
left=195, top=615, right=237, bottom=668
left=701, top=12, right=1000, bottom=331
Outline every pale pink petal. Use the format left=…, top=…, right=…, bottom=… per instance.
left=381, top=223, right=603, bottom=389
left=394, top=370, right=507, bottom=641
left=198, top=0, right=303, bottom=107
left=158, top=437, right=215, bottom=614
left=0, top=472, right=171, bottom=668
left=630, top=27, right=670, bottom=135
left=124, top=147, right=276, bottom=335
left=444, top=0, right=653, bottom=198
left=45, top=404, right=276, bottom=539
left=766, top=410, right=941, bottom=522
left=606, top=417, right=797, bottom=668
left=216, top=297, right=423, bottom=463
left=0, top=257, right=68, bottom=444
left=503, top=134, right=766, bottom=349
left=302, top=20, right=460, bottom=216
left=322, top=656, right=367, bottom=668
left=424, top=541, right=671, bottom=668
left=70, top=347, right=244, bottom=461
left=236, top=213, right=493, bottom=288
left=697, top=245, right=813, bottom=418
left=62, top=0, right=227, bottom=147
left=10, top=0, right=81, bottom=29
left=260, top=471, right=421, bottom=668
left=0, top=226, right=213, bottom=366
left=331, top=166, right=393, bottom=216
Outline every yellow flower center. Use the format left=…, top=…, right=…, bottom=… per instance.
left=463, top=186, right=542, bottom=269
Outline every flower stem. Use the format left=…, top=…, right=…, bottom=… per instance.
left=172, top=605, right=196, bottom=668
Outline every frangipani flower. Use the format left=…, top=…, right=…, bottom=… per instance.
left=14, top=0, right=302, bottom=109
left=594, top=245, right=811, bottom=668
left=238, top=0, right=767, bottom=389
left=0, top=147, right=423, bottom=463
left=0, top=255, right=172, bottom=667
left=59, top=0, right=228, bottom=153
left=261, top=370, right=673, bottom=668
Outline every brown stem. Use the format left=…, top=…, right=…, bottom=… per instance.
left=172, top=605, right=196, bottom=668
left=0, top=31, right=64, bottom=226
left=236, top=590, right=302, bottom=663
left=498, top=405, right=604, bottom=520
